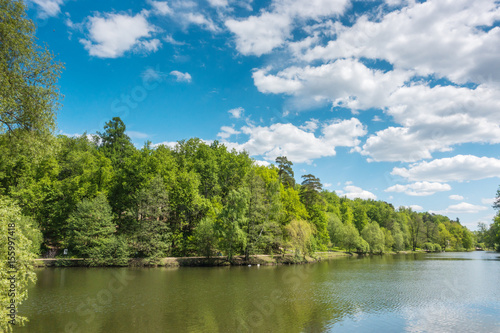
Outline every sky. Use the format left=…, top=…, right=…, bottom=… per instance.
left=25, top=0, right=500, bottom=230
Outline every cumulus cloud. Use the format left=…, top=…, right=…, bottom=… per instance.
left=228, top=107, right=244, bottom=119
left=392, top=155, right=500, bottom=182
left=30, top=0, right=65, bottom=18
left=126, top=131, right=149, bottom=139
left=170, top=70, right=192, bottom=82
left=253, top=59, right=411, bottom=111
left=431, top=202, right=489, bottom=215
left=299, top=0, right=500, bottom=84
left=225, top=0, right=349, bottom=56
left=407, top=205, right=423, bottom=211
left=481, top=198, right=495, bottom=205
left=220, top=118, right=366, bottom=163
left=385, top=182, right=451, bottom=196
left=450, top=195, right=465, bottom=201
left=217, top=126, right=240, bottom=139
left=80, top=13, right=159, bottom=58
left=337, top=185, right=377, bottom=200
left=148, top=0, right=172, bottom=15
left=232, top=0, right=500, bottom=163
left=253, top=160, right=271, bottom=167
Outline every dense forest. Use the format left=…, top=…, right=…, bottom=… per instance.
left=2, top=116, right=498, bottom=266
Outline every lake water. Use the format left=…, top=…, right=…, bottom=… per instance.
left=17, top=251, right=500, bottom=332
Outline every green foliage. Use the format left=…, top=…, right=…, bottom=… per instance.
left=0, top=196, right=40, bottom=330
left=361, top=222, right=385, bottom=254
left=275, top=156, right=295, bottom=188
left=127, top=176, right=171, bottom=260
left=194, top=217, right=218, bottom=258
left=286, top=219, right=314, bottom=258
left=0, top=0, right=63, bottom=136
left=67, top=194, right=128, bottom=265
left=218, top=188, right=249, bottom=262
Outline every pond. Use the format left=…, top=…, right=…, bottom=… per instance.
left=17, top=251, right=500, bottom=332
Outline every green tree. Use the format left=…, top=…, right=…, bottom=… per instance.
left=194, top=217, right=218, bottom=258
left=286, top=219, right=314, bottom=258
left=67, top=194, right=128, bottom=265
left=361, top=222, right=385, bottom=254
left=97, top=117, right=135, bottom=166
left=327, top=213, right=344, bottom=248
left=0, top=0, right=63, bottom=135
left=0, top=196, right=42, bottom=331
left=127, top=176, right=171, bottom=260
left=218, top=188, right=248, bottom=262
left=300, top=174, right=323, bottom=208
left=275, top=156, right=295, bottom=188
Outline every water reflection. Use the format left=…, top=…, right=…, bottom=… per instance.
left=17, top=252, right=500, bottom=332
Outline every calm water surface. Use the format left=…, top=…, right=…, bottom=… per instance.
left=17, top=251, right=500, bottom=332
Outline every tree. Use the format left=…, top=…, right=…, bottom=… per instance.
left=0, top=0, right=63, bottom=135
left=194, top=217, right=218, bottom=258
left=97, top=117, right=135, bottom=166
left=361, top=222, right=385, bottom=254
left=127, top=176, right=171, bottom=261
left=218, top=188, right=248, bottom=262
left=407, top=211, right=423, bottom=251
left=327, top=213, right=344, bottom=247
left=300, top=174, right=323, bottom=208
left=275, top=156, right=295, bottom=188
left=286, top=219, right=314, bottom=258
left=67, top=194, right=128, bottom=265
left=0, top=196, right=42, bottom=331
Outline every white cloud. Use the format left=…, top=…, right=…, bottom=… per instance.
left=170, top=70, right=192, bottom=82
left=31, top=0, right=65, bottom=18
left=300, top=0, right=500, bottom=85
left=360, top=85, right=500, bottom=162
left=234, top=0, right=500, bottom=163
left=253, top=160, right=271, bottom=167
left=450, top=195, right=464, bottom=201
left=228, top=107, right=244, bottom=119
left=392, top=155, right=500, bottom=182
left=217, top=126, right=240, bottom=139
left=148, top=0, right=172, bottom=15
left=225, top=0, right=349, bottom=56
left=385, top=182, right=451, bottom=196
left=324, top=183, right=332, bottom=188
left=221, top=118, right=366, bottom=163
left=481, top=198, right=495, bottom=205
left=152, top=141, right=178, bottom=149
left=207, top=0, right=229, bottom=7
left=80, top=13, right=159, bottom=58
left=126, top=131, right=149, bottom=139
left=431, top=202, right=489, bottom=214
left=299, top=119, right=319, bottom=132
left=407, top=205, right=423, bottom=211
left=338, top=185, right=377, bottom=200
left=182, top=13, right=218, bottom=31
left=253, top=59, right=411, bottom=111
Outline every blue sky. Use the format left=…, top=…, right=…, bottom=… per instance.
left=26, top=0, right=500, bottom=230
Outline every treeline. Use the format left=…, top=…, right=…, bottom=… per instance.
left=1, top=117, right=488, bottom=265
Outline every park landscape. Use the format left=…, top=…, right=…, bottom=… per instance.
left=1, top=0, right=500, bottom=332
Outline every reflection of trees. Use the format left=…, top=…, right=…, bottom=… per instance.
left=19, top=262, right=369, bottom=332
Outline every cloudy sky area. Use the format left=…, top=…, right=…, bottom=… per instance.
left=27, top=0, right=500, bottom=229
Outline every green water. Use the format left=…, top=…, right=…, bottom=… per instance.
left=16, top=252, right=500, bottom=332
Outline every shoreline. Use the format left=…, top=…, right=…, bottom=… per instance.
left=32, top=250, right=434, bottom=268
